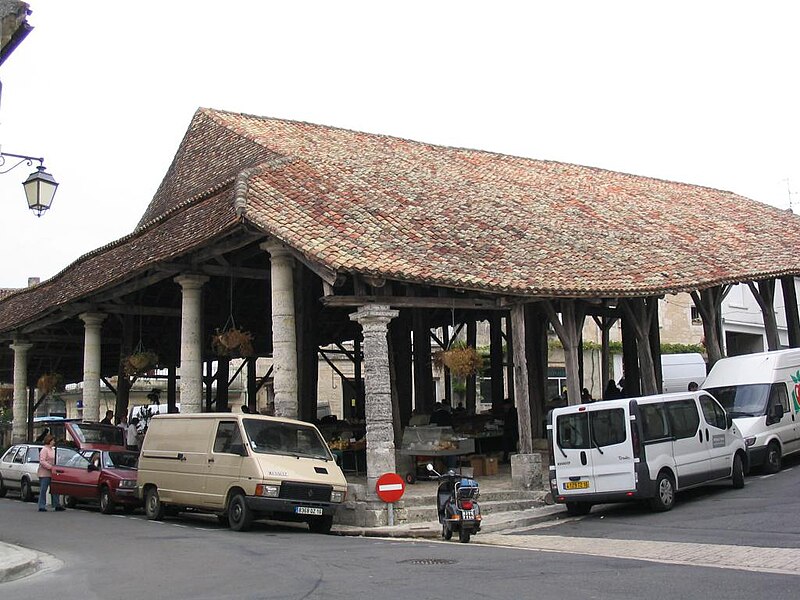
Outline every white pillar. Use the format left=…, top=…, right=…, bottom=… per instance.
left=350, top=304, right=399, bottom=495
left=262, top=241, right=298, bottom=419
left=80, top=312, right=107, bottom=422
left=10, top=340, right=33, bottom=443
left=175, top=274, right=209, bottom=414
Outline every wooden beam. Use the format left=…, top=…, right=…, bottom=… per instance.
left=321, top=295, right=502, bottom=310
left=72, top=303, right=181, bottom=317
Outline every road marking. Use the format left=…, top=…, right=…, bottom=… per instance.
left=475, top=534, right=800, bottom=575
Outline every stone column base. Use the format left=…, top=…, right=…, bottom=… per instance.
left=511, top=453, right=543, bottom=490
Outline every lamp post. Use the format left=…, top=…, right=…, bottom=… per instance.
left=0, top=151, right=59, bottom=216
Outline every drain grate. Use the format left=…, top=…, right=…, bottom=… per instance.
left=399, top=558, right=458, bottom=566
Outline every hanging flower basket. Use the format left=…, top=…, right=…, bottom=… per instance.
left=37, top=372, right=65, bottom=395
left=212, top=327, right=254, bottom=358
left=433, top=345, right=484, bottom=377
left=123, top=350, right=159, bottom=376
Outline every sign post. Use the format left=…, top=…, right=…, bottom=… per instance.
left=375, top=472, right=406, bottom=526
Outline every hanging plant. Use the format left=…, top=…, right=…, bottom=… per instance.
left=37, top=372, right=65, bottom=395
left=123, top=350, right=159, bottom=376
left=212, top=327, right=254, bottom=358
left=433, top=345, right=484, bottom=377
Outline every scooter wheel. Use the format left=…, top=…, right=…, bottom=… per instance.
left=459, top=529, right=471, bottom=543
left=442, top=524, right=452, bottom=540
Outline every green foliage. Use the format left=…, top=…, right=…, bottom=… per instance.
left=549, top=339, right=704, bottom=355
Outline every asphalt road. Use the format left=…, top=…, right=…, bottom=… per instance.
left=0, top=459, right=798, bottom=599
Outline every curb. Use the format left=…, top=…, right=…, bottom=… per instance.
left=0, top=542, right=41, bottom=583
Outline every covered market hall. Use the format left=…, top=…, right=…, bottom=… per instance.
left=3, top=107, right=800, bottom=508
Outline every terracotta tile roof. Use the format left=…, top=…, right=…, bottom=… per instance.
left=0, top=189, right=239, bottom=333
left=198, top=108, right=800, bottom=297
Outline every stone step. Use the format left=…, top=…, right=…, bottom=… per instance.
left=403, top=497, right=546, bottom=523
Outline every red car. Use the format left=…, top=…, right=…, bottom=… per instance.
left=52, top=447, right=140, bottom=514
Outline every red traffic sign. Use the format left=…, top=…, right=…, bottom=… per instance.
left=375, top=472, right=406, bottom=503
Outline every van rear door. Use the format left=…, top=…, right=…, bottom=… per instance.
left=553, top=408, right=594, bottom=496
left=586, top=404, right=635, bottom=493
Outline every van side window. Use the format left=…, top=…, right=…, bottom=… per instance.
left=556, top=413, right=589, bottom=449
left=699, top=395, right=727, bottom=430
left=590, top=409, right=626, bottom=447
left=640, top=403, right=670, bottom=441
left=666, top=399, right=700, bottom=439
left=770, top=384, right=790, bottom=413
left=214, top=422, right=243, bottom=454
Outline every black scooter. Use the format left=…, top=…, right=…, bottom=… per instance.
left=426, top=463, right=482, bottom=543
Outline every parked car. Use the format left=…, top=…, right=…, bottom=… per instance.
left=51, top=447, right=140, bottom=514
left=0, top=444, right=43, bottom=501
left=548, top=390, right=747, bottom=515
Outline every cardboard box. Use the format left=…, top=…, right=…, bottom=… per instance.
left=469, top=456, right=486, bottom=477
left=484, top=457, right=498, bottom=476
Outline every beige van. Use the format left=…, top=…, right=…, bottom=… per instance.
left=136, top=413, right=348, bottom=533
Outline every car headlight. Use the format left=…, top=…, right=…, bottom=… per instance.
left=119, top=479, right=137, bottom=489
left=744, top=436, right=757, bottom=447
left=255, top=484, right=280, bottom=497
left=330, top=490, right=346, bottom=503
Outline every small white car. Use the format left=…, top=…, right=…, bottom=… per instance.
left=0, top=444, right=44, bottom=502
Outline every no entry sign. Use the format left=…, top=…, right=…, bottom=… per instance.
left=375, top=472, right=406, bottom=503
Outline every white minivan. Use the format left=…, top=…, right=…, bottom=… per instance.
left=137, top=413, right=348, bottom=533
left=703, top=349, right=800, bottom=473
left=548, top=391, right=747, bottom=516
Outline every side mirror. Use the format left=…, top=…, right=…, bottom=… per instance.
left=426, top=463, right=435, bottom=472
left=726, top=414, right=733, bottom=430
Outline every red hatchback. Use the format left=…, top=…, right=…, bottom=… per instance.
left=52, top=447, right=140, bottom=514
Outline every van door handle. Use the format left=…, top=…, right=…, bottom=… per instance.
left=207, top=458, right=214, bottom=463
left=580, top=451, right=587, bottom=466
left=705, top=429, right=709, bottom=442
left=698, top=431, right=703, bottom=444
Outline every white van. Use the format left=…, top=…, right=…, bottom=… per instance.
left=547, top=391, right=747, bottom=515
left=137, top=413, right=348, bottom=533
left=702, top=349, right=800, bottom=473
left=661, top=353, right=707, bottom=393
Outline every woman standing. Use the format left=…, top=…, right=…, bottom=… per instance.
left=37, top=435, right=64, bottom=512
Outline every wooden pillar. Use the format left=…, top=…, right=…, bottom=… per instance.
left=691, top=286, right=727, bottom=369
left=504, top=314, right=515, bottom=405
left=648, top=298, right=663, bottom=394
left=442, top=326, right=452, bottom=405
left=543, top=300, right=586, bottom=406
left=205, top=360, right=214, bottom=412
left=621, top=311, right=641, bottom=397
left=511, top=304, right=532, bottom=454
left=748, top=279, right=780, bottom=351
left=781, top=276, right=800, bottom=348
left=215, top=357, right=230, bottom=412
left=466, top=320, right=477, bottom=414
left=620, top=297, right=659, bottom=396
left=389, top=311, right=413, bottom=427
left=167, top=364, right=177, bottom=413
left=593, top=315, right=618, bottom=395
left=489, top=313, right=504, bottom=410
left=247, top=357, right=257, bottom=413
left=115, top=314, right=133, bottom=423
left=412, top=309, right=434, bottom=413
left=526, top=304, right=548, bottom=438
left=295, top=266, right=319, bottom=422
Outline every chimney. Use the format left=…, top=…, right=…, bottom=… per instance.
left=27, top=277, right=40, bottom=287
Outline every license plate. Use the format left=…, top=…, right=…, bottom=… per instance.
left=295, top=506, right=323, bottom=516
left=461, top=510, right=475, bottom=520
left=564, top=481, right=590, bottom=490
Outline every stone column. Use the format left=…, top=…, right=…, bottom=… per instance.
left=10, top=340, right=33, bottom=443
left=350, top=304, right=399, bottom=496
left=175, top=274, right=209, bottom=414
left=262, top=241, right=298, bottom=419
left=80, top=312, right=107, bottom=422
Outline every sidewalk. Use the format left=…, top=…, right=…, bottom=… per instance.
left=0, top=541, right=42, bottom=583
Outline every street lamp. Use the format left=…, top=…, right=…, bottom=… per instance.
left=0, top=151, right=59, bottom=217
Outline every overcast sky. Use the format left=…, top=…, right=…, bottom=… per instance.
left=0, top=1, right=798, bottom=288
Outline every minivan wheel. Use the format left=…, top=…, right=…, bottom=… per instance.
left=650, top=472, right=675, bottom=512
left=764, top=442, right=781, bottom=474
left=100, top=486, right=115, bottom=515
left=228, top=493, right=254, bottom=532
left=732, top=454, right=745, bottom=489
left=145, top=487, right=165, bottom=521
left=565, top=502, right=592, bottom=516
left=308, top=515, right=333, bottom=534
left=20, top=478, right=33, bottom=502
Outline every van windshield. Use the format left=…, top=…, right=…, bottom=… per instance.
left=242, top=419, right=331, bottom=460
left=704, top=384, right=769, bottom=418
